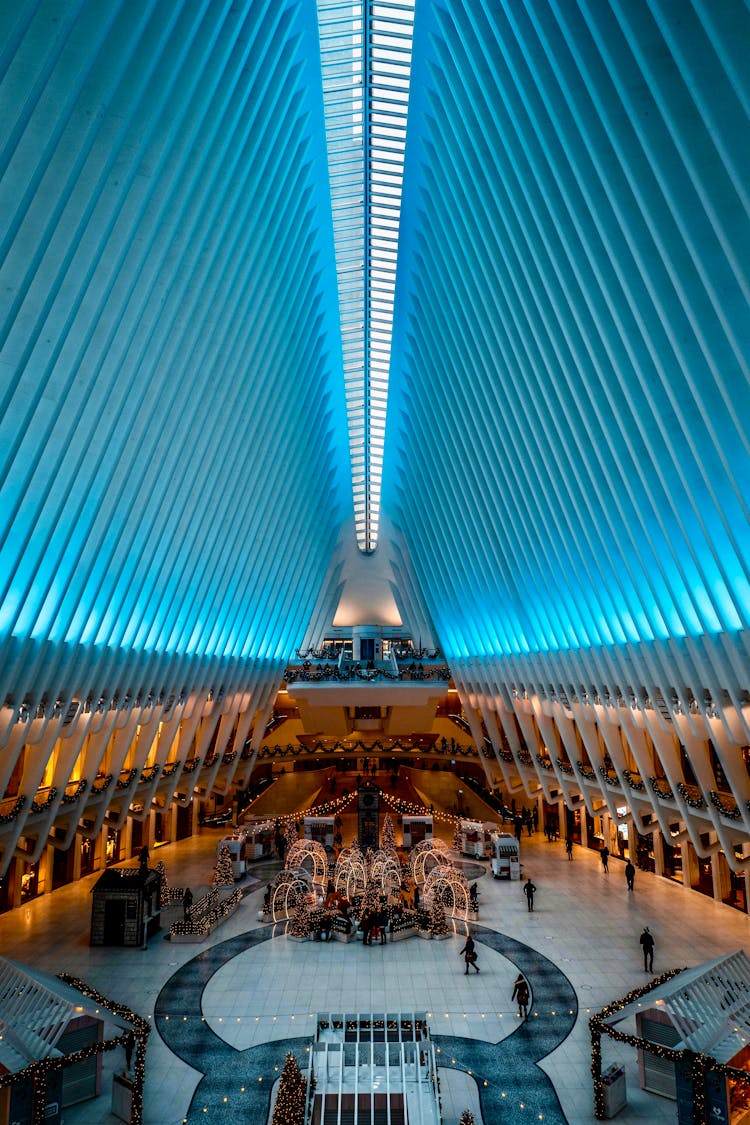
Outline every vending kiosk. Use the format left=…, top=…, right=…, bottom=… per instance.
left=490, top=832, right=521, bottom=879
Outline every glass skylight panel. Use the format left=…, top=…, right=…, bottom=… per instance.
left=317, top=0, right=414, bottom=553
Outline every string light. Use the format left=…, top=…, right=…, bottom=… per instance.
left=0, top=973, right=151, bottom=1125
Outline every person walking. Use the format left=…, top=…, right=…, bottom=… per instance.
left=565, top=838, right=573, bottom=860
left=640, top=926, right=655, bottom=971
left=600, top=845, right=609, bottom=873
left=523, top=877, right=536, bottom=912
left=512, top=973, right=530, bottom=1019
left=459, top=933, right=480, bottom=974
left=625, top=860, right=635, bottom=891
left=182, top=887, right=193, bottom=921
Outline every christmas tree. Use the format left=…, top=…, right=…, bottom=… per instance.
left=381, top=812, right=396, bottom=851
left=285, top=820, right=298, bottom=854
left=212, top=845, right=234, bottom=886
left=428, top=898, right=450, bottom=937
left=288, top=897, right=312, bottom=939
left=452, top=819, right=463, bottom=852
left=155, top=860, right=169, bottom=907
left=271, top=1051, right=307, bottom=1125
left=458, top=1111, right=475, bottom=1125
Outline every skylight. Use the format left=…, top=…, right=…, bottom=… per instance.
left=317, top=0, right=415, bottom=553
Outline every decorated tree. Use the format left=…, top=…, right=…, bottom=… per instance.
left=428, top=898, right=450, bottom=938
left=452, top=819, right=463, bottom=852
left=381, top=812, right=396, bottom=851
left=155, top=860, right=169, bottom=907
left=288, top=897, right=312, bottom=939
left=285, top=820, right=298, bottom=853
left=458, top=1111, right=475, bottom=1125
left=271, top=1051, right=307, bottom=1125
left=213, top=845, right=234, bottom=887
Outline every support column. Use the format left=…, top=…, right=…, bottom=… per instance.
left=711, top=848, right=732, bottom=904
left=580, top=811, right=588, bottom=847
left=94, top=825, right=106, bottom=872
left=652, top=831, right=664, bottom=878
left=38, top=843, right=53, bottom=896
left=681, top=841, right=699, bottom=890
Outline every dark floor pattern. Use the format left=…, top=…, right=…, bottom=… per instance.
left=155, top=922, right=577, bottom=1123
left=434, top=925, right=577, bottom=1124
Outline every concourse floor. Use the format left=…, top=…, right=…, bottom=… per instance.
left=1, top=828, right=747, bottom=1125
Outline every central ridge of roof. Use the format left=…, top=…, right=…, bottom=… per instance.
left=317, top=0, right=415, bottom=554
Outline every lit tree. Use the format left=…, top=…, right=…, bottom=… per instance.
left=285, top=820, right=298, bottom=853
left=458, top=1111, right=475, bottom=1125
left=381, top=812, right=396, bottom=851
left=288, top=897, right=312, bottom=939
left=213, top=845, right=234, bottom=887
left=271, top=1051, right=307, bottom=1125
left=155, top=860, right=169, bottom=907
left=452, top=819, right=463, bottom=852
left=428, top=898, right=450, bottom=938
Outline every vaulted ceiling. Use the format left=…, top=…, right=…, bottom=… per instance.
left=1, top=1, right=749, bottom=821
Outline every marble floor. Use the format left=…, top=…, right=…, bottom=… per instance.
left=1, top=829, right=748, bottom=1125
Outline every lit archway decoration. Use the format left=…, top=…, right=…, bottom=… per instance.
left=333, top=844, right=366, bottom=901
left=286, top=839, right=328, bottom=886
left=409, top=838, right=452, bottom=884
left=422, top=866, right=470, bottom=921
left=271, top=869, right=314, bottom=922
left=369, top=849, right=402, bottom=899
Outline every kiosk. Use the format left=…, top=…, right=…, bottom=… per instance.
left=460, top=820, right=496, bottom=858
left=402, top=816, right=433, bottom=848
left=303, top=816, right=335, bottom=849
left=490, top=832, right=521, bottom=879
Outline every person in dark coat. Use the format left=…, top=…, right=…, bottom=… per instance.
left=512, top=973, right=530, bottom=1019
left=565, top=838, right=574, bottom=860
left=625, top=860, right=636, bottom=891
left=378, top=904, right=388, bottom=945
left=523, top=878, right=536, bottom=912
left=182, top=887, right=193, bottom=921
left=600, top=845, right=609, bottom=873
left=640, top=926, right=655, bottom=971
left=360, top=909, right=373, bottom=945
left=459, top=933, right=480, bottom=974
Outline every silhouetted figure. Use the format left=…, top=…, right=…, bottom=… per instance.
left=523, top=878, right=536, bottom=912
left=565, top=838, right=573, bottom=860
left=512, top=973, right=530, bottom=1019
left=459, top=934, right=480, bottom=974
left=640, top=926, right=655, bottom=971
left=625, top=861, right=635, bottom=891
left=600, top=846, right=609, bottom=873
left=182, top=887, right=193, bottom=921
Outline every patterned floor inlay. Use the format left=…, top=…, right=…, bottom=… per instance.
left=155, top=922, right=577, bottom=1123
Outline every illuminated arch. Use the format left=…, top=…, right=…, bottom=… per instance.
left=422, top=866, right=470, bottom=921
left=333, top=845, right=367, bottom=901
left=271, top=869, right=314, bottom=922
left=410, top=838, right=452, bottom=884
left=286, top=839, right=328, bottom=886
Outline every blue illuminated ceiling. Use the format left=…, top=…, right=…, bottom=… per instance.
left=0, top=0, right=749, bottom=727
left=384, top=0, right=750, bottom=718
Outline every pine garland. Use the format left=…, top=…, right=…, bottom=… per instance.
left=458, top=1110, right=475, bottom=1125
